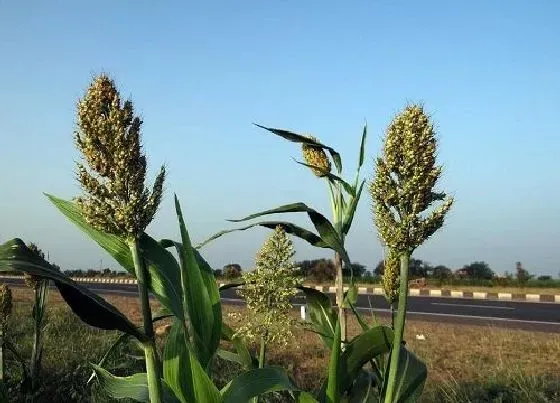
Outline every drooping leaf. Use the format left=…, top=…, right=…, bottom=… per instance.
left=298, top=286, right=337, bottom=349
left=47, top=194, right=185, bottom=321
left=92, top=365, right=180, bottom=403
left=163, top=320, right=221, bottom=403
left=220, top=322, right=256, bottom=370
left=174, top=196, right=219, bottom=369
left=0, top=239, right=144, bottom=340
left=341, top=179, right=365, bottom=236
left=197, top=221, right=328, bottom=250
left=347, top=370, right=376, bottom=403
left=393, top=346, right=427, bottom=403
left=293, top=159, right=355, bottom=196
left=219, top=282, right=244, bottom=292
left=226, top=202, right=351, bottom=267
left=221, top=367, right=301, bottom=403
left=326, top=318, right=342, bottom=403
left=338, top=325, right=393, bottom=393
left=254, top=124, right=342, bottom=173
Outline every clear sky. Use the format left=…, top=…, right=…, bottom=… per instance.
left=1, top=1, right=559, bottom=276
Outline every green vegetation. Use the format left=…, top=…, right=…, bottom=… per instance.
left=0, top=73, right=556, bottom=403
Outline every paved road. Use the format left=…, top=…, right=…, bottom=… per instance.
left=4, top=278, right=560, bottom=333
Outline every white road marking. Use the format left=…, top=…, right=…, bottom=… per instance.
left=431, top=302, right=515, bottom=310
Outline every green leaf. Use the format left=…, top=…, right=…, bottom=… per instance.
left=254, top=124, right=342, bottom=173
left=221, top=367, right=301, bottom=403
left=46, top=194, right=185, bottom=321
left=0, top=239, right=144, bottom=340
left=326, top=318, right=342, bottom=403
left=219, top=282, right=244, bottom=292
left=197, top=221, right=328, bottom=250
left=92, top=365, right=179, bottom=403
left=298, top=286, right=337, bottom=349
left=339, top=325, right=393, bottom=393
left=342, top=284, right=358, bottom=308
left=358, top=123, right=367, bottom=170
left=221, top=322, right=256, bottom=370
left=393, top=346, right=427, bottom=403
left=341, top=180, right=365, bottom=236
left=88, top=332, right=134, bottom=384
left=174, top=195, right=220, bottom=369
left=293, top=159, right=355, bottom=196
left=347, top=370, right=376, bottom=403
left=227, top=202, right=351, bottom=267
left=163, top=320, right=221, bottom=403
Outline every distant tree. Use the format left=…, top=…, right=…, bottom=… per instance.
left=223, top=264, right=242, bottom=279
left=462, top=261, right=494, bottom=279
left=537, top=275, right=552, bottom=281
left=409, top=258, right=432, bottom=278
left=515, top=262, right=533, bottom=286
left=374, top=260, right=385, bottom=276
left=432, top=265, right=452, bottom=281
left=309, top=259, right=336, bottom=282
left=343, top=262, right=367, bottom=278
left=213, top=269, right=223, bottom=278
left=103, top=268, right=112, bottom=276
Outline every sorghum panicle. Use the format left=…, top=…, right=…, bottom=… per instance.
left=74, top=74, right=165, bottom=238
left=302, top=135, right=332, bottom=177
left=231, top=225, right=301, bottom=346
left=370, top=104, right=453, bottom=253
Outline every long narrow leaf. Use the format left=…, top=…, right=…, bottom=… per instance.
left=358, top=123, right=367, bottom=170
left=92, top=365, right=179, bottom=403
left=0, top=239, right=144, bottom=340
left=174, top=196, right=217, bottom=369
left=393, top=346, right=428, bottom=403
left=197, top=221, right=328, bottom=249
left=326, top=319, right=341, bottom=403
left=338, top=325, right=393, bottom=393
left=221, top=323, right=256, bottom=370
left=341, top=180, right=365, bottom=236
left=293, top=159, right=355, bottom=196
left=254, top=124, right=342, bottom=173
left=163, top=320, right=221, bottom=403
left=47, top=194, right=185, bottom=321
left=298, top=286, right=337, bottom=349
left=221, top=367, right=301, bottom=403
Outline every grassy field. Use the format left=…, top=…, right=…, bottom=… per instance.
left=4, top=287, right=560, bottom=402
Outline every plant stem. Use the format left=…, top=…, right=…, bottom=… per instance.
left=384, top=252, right=410, bottom=403
left=129, top=238, right=162, bottom=403
left=258, top=334, right=267, bottom=369
left=30, top=282, right=47, bottom=391
left=334, top=251, right=347, bottom=344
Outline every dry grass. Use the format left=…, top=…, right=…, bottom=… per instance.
left=10, top=287, right=560, bottom=401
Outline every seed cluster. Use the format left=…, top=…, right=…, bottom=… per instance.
left=370, top=104, right=453, bottom=253
left=0, top=283, right=12, bottom=327
left=231, top=225, right=301, bottom=346
left=301, top=135, right=332, bottom=177
left=382, top=248, right=400, bottom=305
left=74, top=74, right=165, bottom=238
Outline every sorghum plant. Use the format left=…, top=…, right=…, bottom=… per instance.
left=0, top=283, right=12, bottom=395
left=200, top=124, right=368, bottom=343
left=23, top=242, right=50, bottom=392
left=74, top=74, right=166, bottom=402
left=370, top=103, right=453, bottom=402
left=231, top=225, right=300, bottom=368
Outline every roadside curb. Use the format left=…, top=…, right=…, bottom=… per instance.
left=2, top=275, right=559, bottom=303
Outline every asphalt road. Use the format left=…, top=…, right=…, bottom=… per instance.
left=4, top=278, right=560, bottom=333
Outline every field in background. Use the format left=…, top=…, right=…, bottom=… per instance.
left=4, top=287, right=560, bottom=402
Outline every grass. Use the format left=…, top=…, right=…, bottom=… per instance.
left=4, top=287, right=560, bottom=402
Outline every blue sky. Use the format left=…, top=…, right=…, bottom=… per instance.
left=1, top=1, right=559, bottom=276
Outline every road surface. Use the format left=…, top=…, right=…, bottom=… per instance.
left=4, top=277, right=560, bottom=333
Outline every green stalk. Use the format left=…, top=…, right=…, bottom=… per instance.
left=30, top=281, right=48, bottom=391
left=258, top=334, right=267, bottom=369
left=129, top=238, right=162, bottom=403
left=384, top=253, right=410, bottom=403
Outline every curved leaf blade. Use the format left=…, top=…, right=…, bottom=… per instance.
left=174, top=196, right=218, bottom=368
left=221, top=322, right=256, bottom=370
left=293, top=159, right=355, bottom=196
left=298, top=286, right=337, bottom=349
left=0, top=239, right=144, bottom=340
left=163, top=320, right=221, bottom=403
left=254, top=124, right=342, bottom=173
left=339, top=325, right=394, bottom=393
left=221, top=367, right=301, bottom=403
left=197, top=221, right=328, bottom=250
left=342, top=180, right=365, bottom=236
left=92, top=365, right=180, bottom=403
left=394, top=346, right=427, bottom=403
